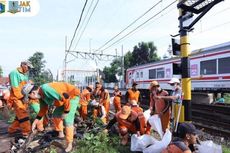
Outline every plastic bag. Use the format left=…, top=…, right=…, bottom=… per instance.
left=197, top=140, right=222, bottom=153
left=143, top=129, right=172, bottom=153
left=148, top=114, right=163, bottom=138
left=131, top=134, right=157, bottom=151
left=109, top=97, right=115, bottom=111
left=143, top=109, right=151, bottom=122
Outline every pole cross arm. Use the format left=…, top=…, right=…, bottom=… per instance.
left=67, top=50, right=121, bottom=61
left=178, top=0, right=223, bottom=30
left=177, top=0, right=223, bottom=14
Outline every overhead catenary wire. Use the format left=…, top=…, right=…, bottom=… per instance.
left=67, top=0, right=88, bottom=52
left=73, top=0, right=100, bottom=51
left=95, top=0, right=163, bottom=53
left=100, top=0, right=177, bottom=52
left=71, top=0, right=95, bottom=49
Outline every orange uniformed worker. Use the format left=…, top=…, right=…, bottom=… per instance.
left=149, top=81, right=170, bottom=132
left=8, top=60, right=33, bottom=137
left=113, top=85, right=122, bottom=112
left=105, top=105, right=146, bottom=145
left=129, top=99, right=143, bottom=114
left=125, top=82, right=141, bottom=104
left=161, top=122, right=201, bottom=153
left=99, top=86, right=110, bottom=123
left=92, top=82, right=102, bottom=121
left=30, top=82, right=80, bottom=152
left=79, top=85, right=93, bottom=120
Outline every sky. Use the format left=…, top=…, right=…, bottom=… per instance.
left=0, top=0, right=230, bottom=79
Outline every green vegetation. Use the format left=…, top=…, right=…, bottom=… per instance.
left=103, top=41, right=160, bottom=83
left=28, top=52, right=53, bottom=86
left=224, top=93, right=230, bottom=104
left=223, top=145, right=230, bottom=153
left=72, top=132, right=131, bottom=153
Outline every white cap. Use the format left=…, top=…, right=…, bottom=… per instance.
left=21, top=60, right=34, bottom=68
left=168, top=78, right=180, bottom=84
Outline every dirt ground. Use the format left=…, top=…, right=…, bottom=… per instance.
left=0, top=120, right=13, bottom=153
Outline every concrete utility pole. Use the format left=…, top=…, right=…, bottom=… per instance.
left=121, top=45, right=125, bottom=88
left=176, top=0, right=223, bottom=123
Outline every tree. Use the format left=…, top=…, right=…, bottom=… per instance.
left=28, top=52, right=53, bottom=85
left=131, top=42, right=159, bottom=66
left=102, top=41, right=160, bottom=83
left=0, top=66, right=3, bottom=77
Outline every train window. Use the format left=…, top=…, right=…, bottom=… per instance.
left=136, top=72, right=139, bottom=78
left=149, top=69, right=156, bottom=79
left=140, top=72, right=143, bottom=78
left=156, top=68, right=165, bottom=78
left=218, top=57, right=230, bottom=74
left=200, top=59, right=217, bottom=75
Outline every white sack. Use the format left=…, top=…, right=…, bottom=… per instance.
left=197, top=140, right=222, bottom=153
left=131, top=134, right=157, bottom=152
left=143, top=109, right=151, bottom=121
left=148, top=114, right=163, bottom=139
left=143, top=129, right=172, bottom=153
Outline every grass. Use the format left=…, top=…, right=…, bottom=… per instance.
left=223, top=145, right=230, bottom=153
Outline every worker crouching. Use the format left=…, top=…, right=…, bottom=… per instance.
left=28, top=82, right=80, bottom=152
left=105, top=105, right=146, bottom=145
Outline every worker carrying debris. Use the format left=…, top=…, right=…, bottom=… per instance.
left=104, top=105, right=146, bottom=145
left=149, top=80, right=170, bottom=133
left=8, top=60, right=34, bottom=137
left=25, top=82, right=80, bottom=152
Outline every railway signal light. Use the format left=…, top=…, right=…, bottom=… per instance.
left=173, top=63, right=181, bottom=75
left=172, top=38, right=180, bottom=56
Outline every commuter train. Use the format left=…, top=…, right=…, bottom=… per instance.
left=126, top=42, right=230, bottom=92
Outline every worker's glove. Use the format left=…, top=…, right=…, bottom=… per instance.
left=32, top=119, right=39, bottom=132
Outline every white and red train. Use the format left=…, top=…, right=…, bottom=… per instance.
left=126, top=42, right=230, bottom=92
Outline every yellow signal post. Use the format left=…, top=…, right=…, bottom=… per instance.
left=177, top=0, right=223, bottom=122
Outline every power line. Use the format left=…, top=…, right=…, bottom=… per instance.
left=100, top=0, right=177, bottom=52
left=95, top=0, right=163, bottom=52
left=71, top=0, right=95, bottom=49
left=67, top=0, right=88, bottom=52
left=73, top=0, right=100, bottom=50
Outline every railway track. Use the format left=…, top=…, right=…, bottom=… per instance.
left=191, top=103, right=230, bottom=137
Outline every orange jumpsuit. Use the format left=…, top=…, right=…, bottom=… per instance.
left=36, top=82, right=80, bottom=143
left=130, top=104, right=147, bottom=135
left=92, top=87, right=101, bottom=120
left=79, top=89, right=91, bottom=120
left=116, top=110, right=145, bottom=135
left=99, top=89, right=110, bottom=123
left=150, top=89, right=170, bottom=132
left=29, top=99, right=44, bottom=131
left=113, top=90, right=122, bottom=112
left=126, top=88, right=140, bottom=103
left=8, top=67, right=31, bottom=136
